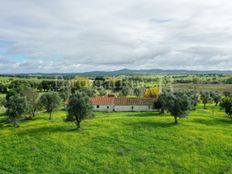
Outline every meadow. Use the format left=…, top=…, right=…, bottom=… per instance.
left=0, top=105, right=232, bottom=174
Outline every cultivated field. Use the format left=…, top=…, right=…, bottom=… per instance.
left=0, top=105, right=232, bottom=174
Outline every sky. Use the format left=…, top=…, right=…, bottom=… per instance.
left=0, top=0, right=232, bottom=73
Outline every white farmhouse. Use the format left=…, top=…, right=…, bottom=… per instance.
left=91, top=96, right=155, bottom=112
left=91, top=96, right=115, bottom=112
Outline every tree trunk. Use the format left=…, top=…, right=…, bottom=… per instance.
left=49, top=112, right=52, bottom=120
left=174, top=116, right=178, bottom=124
left=12, top=117, right=19, bottom=127
left=32, top=108, right=36, bottom=117
left=204, top=103, right=206, bottom=109
left=75, top=115, right=81, bottom=130
left=160, top=108, right=165, bottom=114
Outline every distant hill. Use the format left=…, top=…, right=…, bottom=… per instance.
left=2, top=68, right=232, bottom=77
left=76, top=69, right=232, bottom=76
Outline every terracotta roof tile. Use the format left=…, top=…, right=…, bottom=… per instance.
left=91, top=97, right=154, bottom=106
left=91, top=97, right=115, bottom=105
left=115, top=98, right=154, bottom=106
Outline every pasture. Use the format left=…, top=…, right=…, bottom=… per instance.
left=0, top=105, right=232, bottom=174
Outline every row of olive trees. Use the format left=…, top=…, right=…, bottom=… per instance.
left=2, top=84, right=231, bottom=128
left=3, top=84, right=93, bottom=129
left=154, top=90, right=232, bottom=124
left=4, top=87, right=60, bottom=127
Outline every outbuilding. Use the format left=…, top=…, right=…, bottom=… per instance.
left=91, top=96, right=155, bottom=112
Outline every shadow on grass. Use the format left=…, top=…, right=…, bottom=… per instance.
left=0, top=113, right=6, bottom=117
left=125, top=112, right=161, bottom=117
left=0, top=117, right=11, bottom=127
left=192, top=117, right=232, bottom=126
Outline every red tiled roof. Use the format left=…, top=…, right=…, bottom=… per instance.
left=115, top=98, right=154, bottom=106
left=91, top=97, right=115, bottom=105
left=90, top=97, right=154, bottom=106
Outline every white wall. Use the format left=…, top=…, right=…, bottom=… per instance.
left=93, top=105, right=114, bottom=112
left=93, top=104, right=155, bottom=112
left=114, top=105, right=155, bottom=112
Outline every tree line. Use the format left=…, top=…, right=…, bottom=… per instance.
left=0, top=79, right=232, bottom=129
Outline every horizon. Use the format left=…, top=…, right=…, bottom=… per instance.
left=0, top=0, right=232, bottom=73
left=0, top=68, right=232, bottom=76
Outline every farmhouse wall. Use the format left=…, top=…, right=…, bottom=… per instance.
left=93, top=104, right=114, bottom=112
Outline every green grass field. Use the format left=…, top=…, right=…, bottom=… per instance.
left=0, top=106, right=232, bottom=174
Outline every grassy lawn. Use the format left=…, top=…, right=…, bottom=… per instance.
left=0, top=106, right=232, bottom=174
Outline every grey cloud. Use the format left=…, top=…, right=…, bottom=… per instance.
left=0, top=0, right=232, bottom=73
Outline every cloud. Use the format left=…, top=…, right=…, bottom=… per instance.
left=0, top=0, right=232, bottom=73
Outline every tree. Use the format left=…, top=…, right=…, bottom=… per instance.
left=71, top=76, right=91, bottom=92
left=210, top=91, right=221, bottom=106
left=66, top=92, right=93, bottom=130
left=185, top=90, right=199, bottom=109
left=93, top=77, right=106, bottom=88
left=154, top=91, right=170, bottom=114
left=190, top=92, right=199, bottom=108
left=22, top=88, right=40, bottom=119
left=220, top=97, right=232, bottom=118
left=0, top=95, right=5, bottom=108
left=39, top=92, right=61, bottom=120
left=59, top=88, right=71, bottom=102
left=223, top=91, right=231, bottom=97
left=79, top=87, right=97, bottom=97
left=97, top=87, right=107, bottom=96
left=0, top=83, right=8, bottom=94
left=121, top=86, right=130, bottom=96
left=5, top=94, right=27, bottom=127
left=144, top=87, right=161, bottom=98
left=166, top=92, right=192, bottom=124
left=134, top=87, right=145, bottom=97
left=200, top=91, right=212, bottom=109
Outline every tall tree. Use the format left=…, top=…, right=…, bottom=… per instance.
left=66, top=92, right=93, bottom=130
left=39, top=92, right=61, bottom=120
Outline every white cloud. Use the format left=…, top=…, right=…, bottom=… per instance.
left=0, top=0, right=231, bottom=73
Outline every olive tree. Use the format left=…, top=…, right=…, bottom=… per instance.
left=22, top=88, right=40, bottom=119
left=154, top=91, right=170, bottom=114
left=166, top=92, right=192, bottom=124
left=97, top=87, right=107, bottom=96
left=39, top=92, right=61, bottom=120
left=5, top=93, right=27, bottom=127
left=210, top=91, right=221, bottom=106
left=200, top=91, right=212, bottom=109
left=66, top=92, right=93, bottom=130
left=220, top=97, right=232, bottom=118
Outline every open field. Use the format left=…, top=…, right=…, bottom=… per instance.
left=0, top=106, right=232, bottom=174
left=173, top=84, right=232, bottom=93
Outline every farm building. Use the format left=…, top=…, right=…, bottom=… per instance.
left=91, top=96, right=155, bottom=112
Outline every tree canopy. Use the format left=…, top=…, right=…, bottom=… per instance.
left=67, top=92, right=93, bottom=130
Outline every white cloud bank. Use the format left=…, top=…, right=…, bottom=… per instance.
left=0, top=0, right=232, bottom=73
